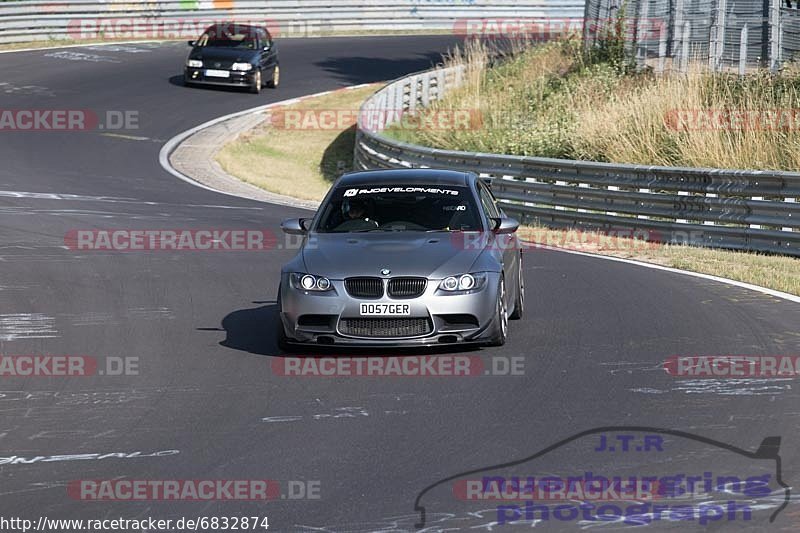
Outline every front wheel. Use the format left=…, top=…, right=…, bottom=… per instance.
left=487, top=277, right=508, bottom=346
left=267, top=64, right=280, bottom=88
left=250, top=70, right=262, bottom=94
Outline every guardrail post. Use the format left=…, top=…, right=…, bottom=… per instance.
left=606, top=185, right=618, bottom=217
left=421, top=73, right=431, bottom=108
left=408, top=76, right=418, bottom=115
left=785, top=198, right=796, bottom=231
left=677, top=191, right=689, bottom=224
left=435, top=69, right=446, bottom=102
left=750, top=196, right=763, bottom=229
left=704, top=193, right=717, bottom=225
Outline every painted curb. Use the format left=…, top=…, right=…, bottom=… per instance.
left=158, top=83, right=374, bottom=208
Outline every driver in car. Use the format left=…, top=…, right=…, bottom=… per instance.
left=334, top=198, right=379, bottom=231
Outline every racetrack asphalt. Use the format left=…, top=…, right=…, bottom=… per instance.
left=0, top=36, right=798, bottom=531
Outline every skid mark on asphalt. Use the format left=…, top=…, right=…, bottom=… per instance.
left=600, top=360, right=663, bottom=376
left=0, top=390, right=149, bottom=406
left=632, top=378, right=793, bottom=396
left=0, top=82, right=54, bottom=97
left=127, top=307, right=174, bottom=320
left=262, top=407, right=371, bottom=423
left=43, top=51, right=121, bottom=63
left=83, top=45, right=154, bottom=54
left=0, top=313, right=58, bottom=341
left=55, top=308, right=173, bottom=328
left=261, top=395, right=439, bottom=424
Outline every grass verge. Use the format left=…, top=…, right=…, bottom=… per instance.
left=215, top=84, right=379, bottom=202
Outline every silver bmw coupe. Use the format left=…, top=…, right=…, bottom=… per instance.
left=277, top=169, right=524, bottom=348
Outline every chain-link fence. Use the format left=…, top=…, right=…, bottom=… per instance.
left=583, top=0, right=800, bottom=73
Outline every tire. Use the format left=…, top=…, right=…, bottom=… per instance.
left=266, top=64, right=280, bottom=88
left=250, top=70, right=262, bottom=94
left=509, top=253, right=524, bottom=320
left=487, top=277, right=508, bottom=346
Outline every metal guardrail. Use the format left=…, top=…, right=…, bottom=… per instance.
left=0, top=0, right=584, bottom=44
left=354, top=65, right=800, bottom=255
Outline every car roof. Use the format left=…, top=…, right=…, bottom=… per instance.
left=335, top=169, right=474, bottom=187
left=203, top=23, right=262, bottom=33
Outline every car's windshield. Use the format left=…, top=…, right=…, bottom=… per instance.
left=315, top=184, right=483, bottom=233
left=196, top=26, right=257, bottom=49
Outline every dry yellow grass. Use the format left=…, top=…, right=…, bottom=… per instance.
left=216, top=84, right=379, bottom=201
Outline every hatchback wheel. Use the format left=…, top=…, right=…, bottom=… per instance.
left=267, top=64, right=280, bottom=88
left=250, top=70, right=262, bottom=94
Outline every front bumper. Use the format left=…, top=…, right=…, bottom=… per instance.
left=184, top=67, right=256, bottom=87
left=278, top=273, right=501, bottom=347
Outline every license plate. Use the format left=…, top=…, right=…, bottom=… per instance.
left=205, top=69, right=229, bottom=78
left=359, top=303, right=411, bottom=316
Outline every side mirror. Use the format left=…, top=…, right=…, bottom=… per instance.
left=281, top=218, right=310, bottom=235
left=187, top=40, right=195, bottom=46
left=263, top=43, right=271, bottom=51
left=491, top=216, right=519, bottom=234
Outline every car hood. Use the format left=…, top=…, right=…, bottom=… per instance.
left=189, top=47, right=256, bottom=63
left=301, top=232, right=486, bottom=279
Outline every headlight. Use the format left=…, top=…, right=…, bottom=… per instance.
left=290, top=273, right=334, bottom=292
left=231, top=62, right=253, bottom=71
left=438, top=273, right=487, bottom=293
left=186, top=59, right=203, bottom=68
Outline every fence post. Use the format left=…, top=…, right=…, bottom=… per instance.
left=658, top=21, right=668, bottom=73
left=708, top=0, right=727, bottom=71
left=769, top=0, right=781, bottom=72
left=671, top=0, right=685, bottom=59
left=636, top=0, right=650, bottom=70
left=680, top=21, right=691, bottom=73
left=739, top=23, right=748, bottom=75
